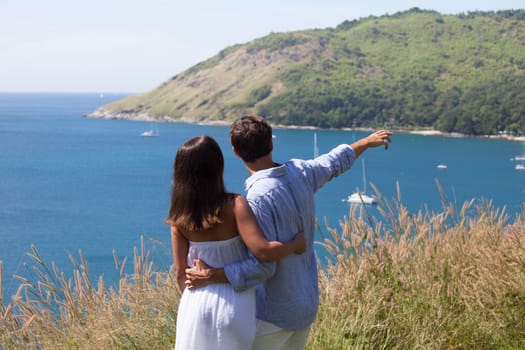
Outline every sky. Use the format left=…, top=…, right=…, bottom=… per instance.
left=2, top=0, right=524, bottom=93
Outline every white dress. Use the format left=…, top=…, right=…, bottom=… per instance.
left=175, top=235, right=256, bottom=350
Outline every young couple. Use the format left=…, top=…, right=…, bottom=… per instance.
left=167, top=115, right=392, bottom=350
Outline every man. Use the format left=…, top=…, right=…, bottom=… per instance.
left=186, top=115, right=392, bottom=349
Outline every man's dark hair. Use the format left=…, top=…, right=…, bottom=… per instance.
left=230, top=115, right=273, bottom=162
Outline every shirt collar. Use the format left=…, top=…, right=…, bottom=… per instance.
left=244, top=163, right=287, bottom=191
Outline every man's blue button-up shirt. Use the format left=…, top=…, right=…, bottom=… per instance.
left=224, top=144, right=356, bottom=330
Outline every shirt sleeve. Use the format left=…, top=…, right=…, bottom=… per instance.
left=224, top=197, right=278, bottom=291
left=304, top=144, right=356, bottom=192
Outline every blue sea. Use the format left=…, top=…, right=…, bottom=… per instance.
left=1, top=93, right=524, bottom=297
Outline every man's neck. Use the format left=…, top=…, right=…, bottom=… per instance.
left=244, top=155, right=278, bottom=175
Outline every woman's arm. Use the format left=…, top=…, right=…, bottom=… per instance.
left=234, top=195, right=306, bottom=262
left=171, top=225, right=189, bottom=293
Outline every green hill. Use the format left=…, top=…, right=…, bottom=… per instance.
left=87, top=8, right=525, bottom=135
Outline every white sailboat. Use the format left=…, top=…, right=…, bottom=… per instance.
left=345, top=159, right=377, bottom=205
left=141, top=123, right=159, bottom=137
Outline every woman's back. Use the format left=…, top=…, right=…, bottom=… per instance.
left=182, top=195, right=238, bottom=243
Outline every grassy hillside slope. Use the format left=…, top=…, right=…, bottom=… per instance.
left=88, top=9, right=525, bottom=135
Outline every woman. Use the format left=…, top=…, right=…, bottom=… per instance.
left=166, top=135, right=305, bottom=350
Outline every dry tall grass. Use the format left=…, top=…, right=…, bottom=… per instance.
left=310, top=184, right=525, bottom=349
left=1, top=189, right=524, bottom=349
left=0, top=236, right=180, bottom=349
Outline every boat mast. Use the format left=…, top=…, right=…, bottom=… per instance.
left=314, top=132, right=319, bottom=158
left=362, top=159, right=366, bottom=193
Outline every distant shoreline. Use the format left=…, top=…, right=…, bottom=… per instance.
left=84, top=110, right=525, bottom=142
left=405, top=129, right=525, bottom=142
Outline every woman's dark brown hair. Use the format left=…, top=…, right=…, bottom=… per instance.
left=166, top=135, right=229, bottom=232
